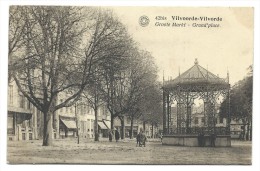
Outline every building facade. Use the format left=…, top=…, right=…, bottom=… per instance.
left=7, top=79, right=112, bottom=141
left=8, top=80, right=161, bottom=141
left=54, top=94, right=112, bottom=139
left=8, top=79, right=38, bottom=141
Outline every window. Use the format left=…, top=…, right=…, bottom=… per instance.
left=220, top=117, right=224, bottom=124
left=22, top=133, right=26, bottom=140
left=20, top=95, right=25, bottom=108
left=87, top=119, right=90, bottom=132
left=29, top=133, right=33, bottom=140
left=8, top=85, right=13, bottom=105
left=195, top=117, right=198, bottom=124
left=201, top=117, right=205, bottom=124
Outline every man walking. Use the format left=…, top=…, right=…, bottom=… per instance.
left=115, top=129, right=120, bottom=142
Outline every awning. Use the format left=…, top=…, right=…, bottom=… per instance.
left=8, top=106, right=32, bottom=123
left=98, top=121, right=108, bottom=129
left=8, top=106, right=32, bottom=115
left=60, top=119, right=77, bottom=129
left=103, top=120, right=116, bottom=130
left=103, top=120, right=111, bottom=129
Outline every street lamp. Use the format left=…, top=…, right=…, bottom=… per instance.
left=75, top=103, right=79, bottom=144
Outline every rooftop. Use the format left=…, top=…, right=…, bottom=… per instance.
left=163, top=59, right=229, bottom=91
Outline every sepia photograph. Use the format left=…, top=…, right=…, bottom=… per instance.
left=3, top=3, right=257, bottom=167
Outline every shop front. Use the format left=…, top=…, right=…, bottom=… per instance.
left=98, top=121, right=109, bottom=138
left=8, top=106, right=33, bottom=141
left=59, top=116, right=77, bottom=138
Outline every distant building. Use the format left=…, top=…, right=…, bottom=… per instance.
left=7, top=79, right=111, bottom=141
left=55, top=94, right=111, bottom=139
left=230, top=119, right=245, bottom=139
left=8, top=78, right=161, bottom=141
left=114, top=116, right=159, bottom=138
left=168, top=104, right=227, bottom=134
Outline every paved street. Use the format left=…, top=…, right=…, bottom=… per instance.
left=7, top=138, right=251, bottom=165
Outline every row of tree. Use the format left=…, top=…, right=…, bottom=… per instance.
left=220, top=66, right=253, bottom=141
left=9, top=6, right=163, bottom=146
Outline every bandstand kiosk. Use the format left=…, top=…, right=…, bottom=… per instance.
left=162, top=59, right=231, bottom=147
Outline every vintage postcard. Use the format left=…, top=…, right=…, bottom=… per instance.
left=6, top=6, right=253, bottom=165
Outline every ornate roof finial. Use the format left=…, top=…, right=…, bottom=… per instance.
left=163, top=70, right=165, bottom=85
left=194, top=58, right=198, bottom=65
left=227, top=67, right=229, bottom=83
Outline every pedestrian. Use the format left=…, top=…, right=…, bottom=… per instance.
left=115, top=129, right=120, bottom=142
left=198, top=132, right=202, bottom=147
left=198, top=131, right=205, bottom=147
left=210, top=133, right=216, bottom=147
left=136, top=132, right=141, bottom=147
left=201, top=132, right=205, bottom=147
left=109, top=130, right=113, bottom=142
left=160, top=133, right=163, bottom=142
left=139, top=131, right=147, bottom=147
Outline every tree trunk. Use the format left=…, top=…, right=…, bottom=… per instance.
left=42, top=110, right=53, bottom=146
left=119, top=116, right=125, bottom=139
left=110, top=115, right=114, bottom=141
left=250, top=119, right=252, bottom=141
left=130, top=116, right=134, bottom=139
left=94, top=107, right=99, bottom=141
left=246, top=121, right=250, bottom=141
left=152, top=123, right=154, bottom=138
left=143, top=121, right=146, bottom=132
left=111, top=115, right=114, bottom=130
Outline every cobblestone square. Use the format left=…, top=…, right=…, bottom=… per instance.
left=7, top=139, right=251, bottom=165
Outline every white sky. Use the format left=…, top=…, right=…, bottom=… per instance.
left=111, top=7, right=254, bottom=85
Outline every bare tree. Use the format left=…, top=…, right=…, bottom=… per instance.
left=125, top=51, right=161, bottom=138
left=8, top=6, right=128, bottom=146
left=82, top=74, right=104, bottom=142
left=100, top=46, right=160, bottom=140
left=140, top=83, right=163, bottom=138
left=8, top=6, right=28, bottom=82
left=91, top=13, right=133, bottom=139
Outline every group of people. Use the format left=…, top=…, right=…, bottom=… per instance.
left=198, top=132, right=217, bottom=147
left=136, top=131, right=147, bottom=147
left=108, top=129, right=147, bottom=147
left=108, top=129, right=120, bottom=142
